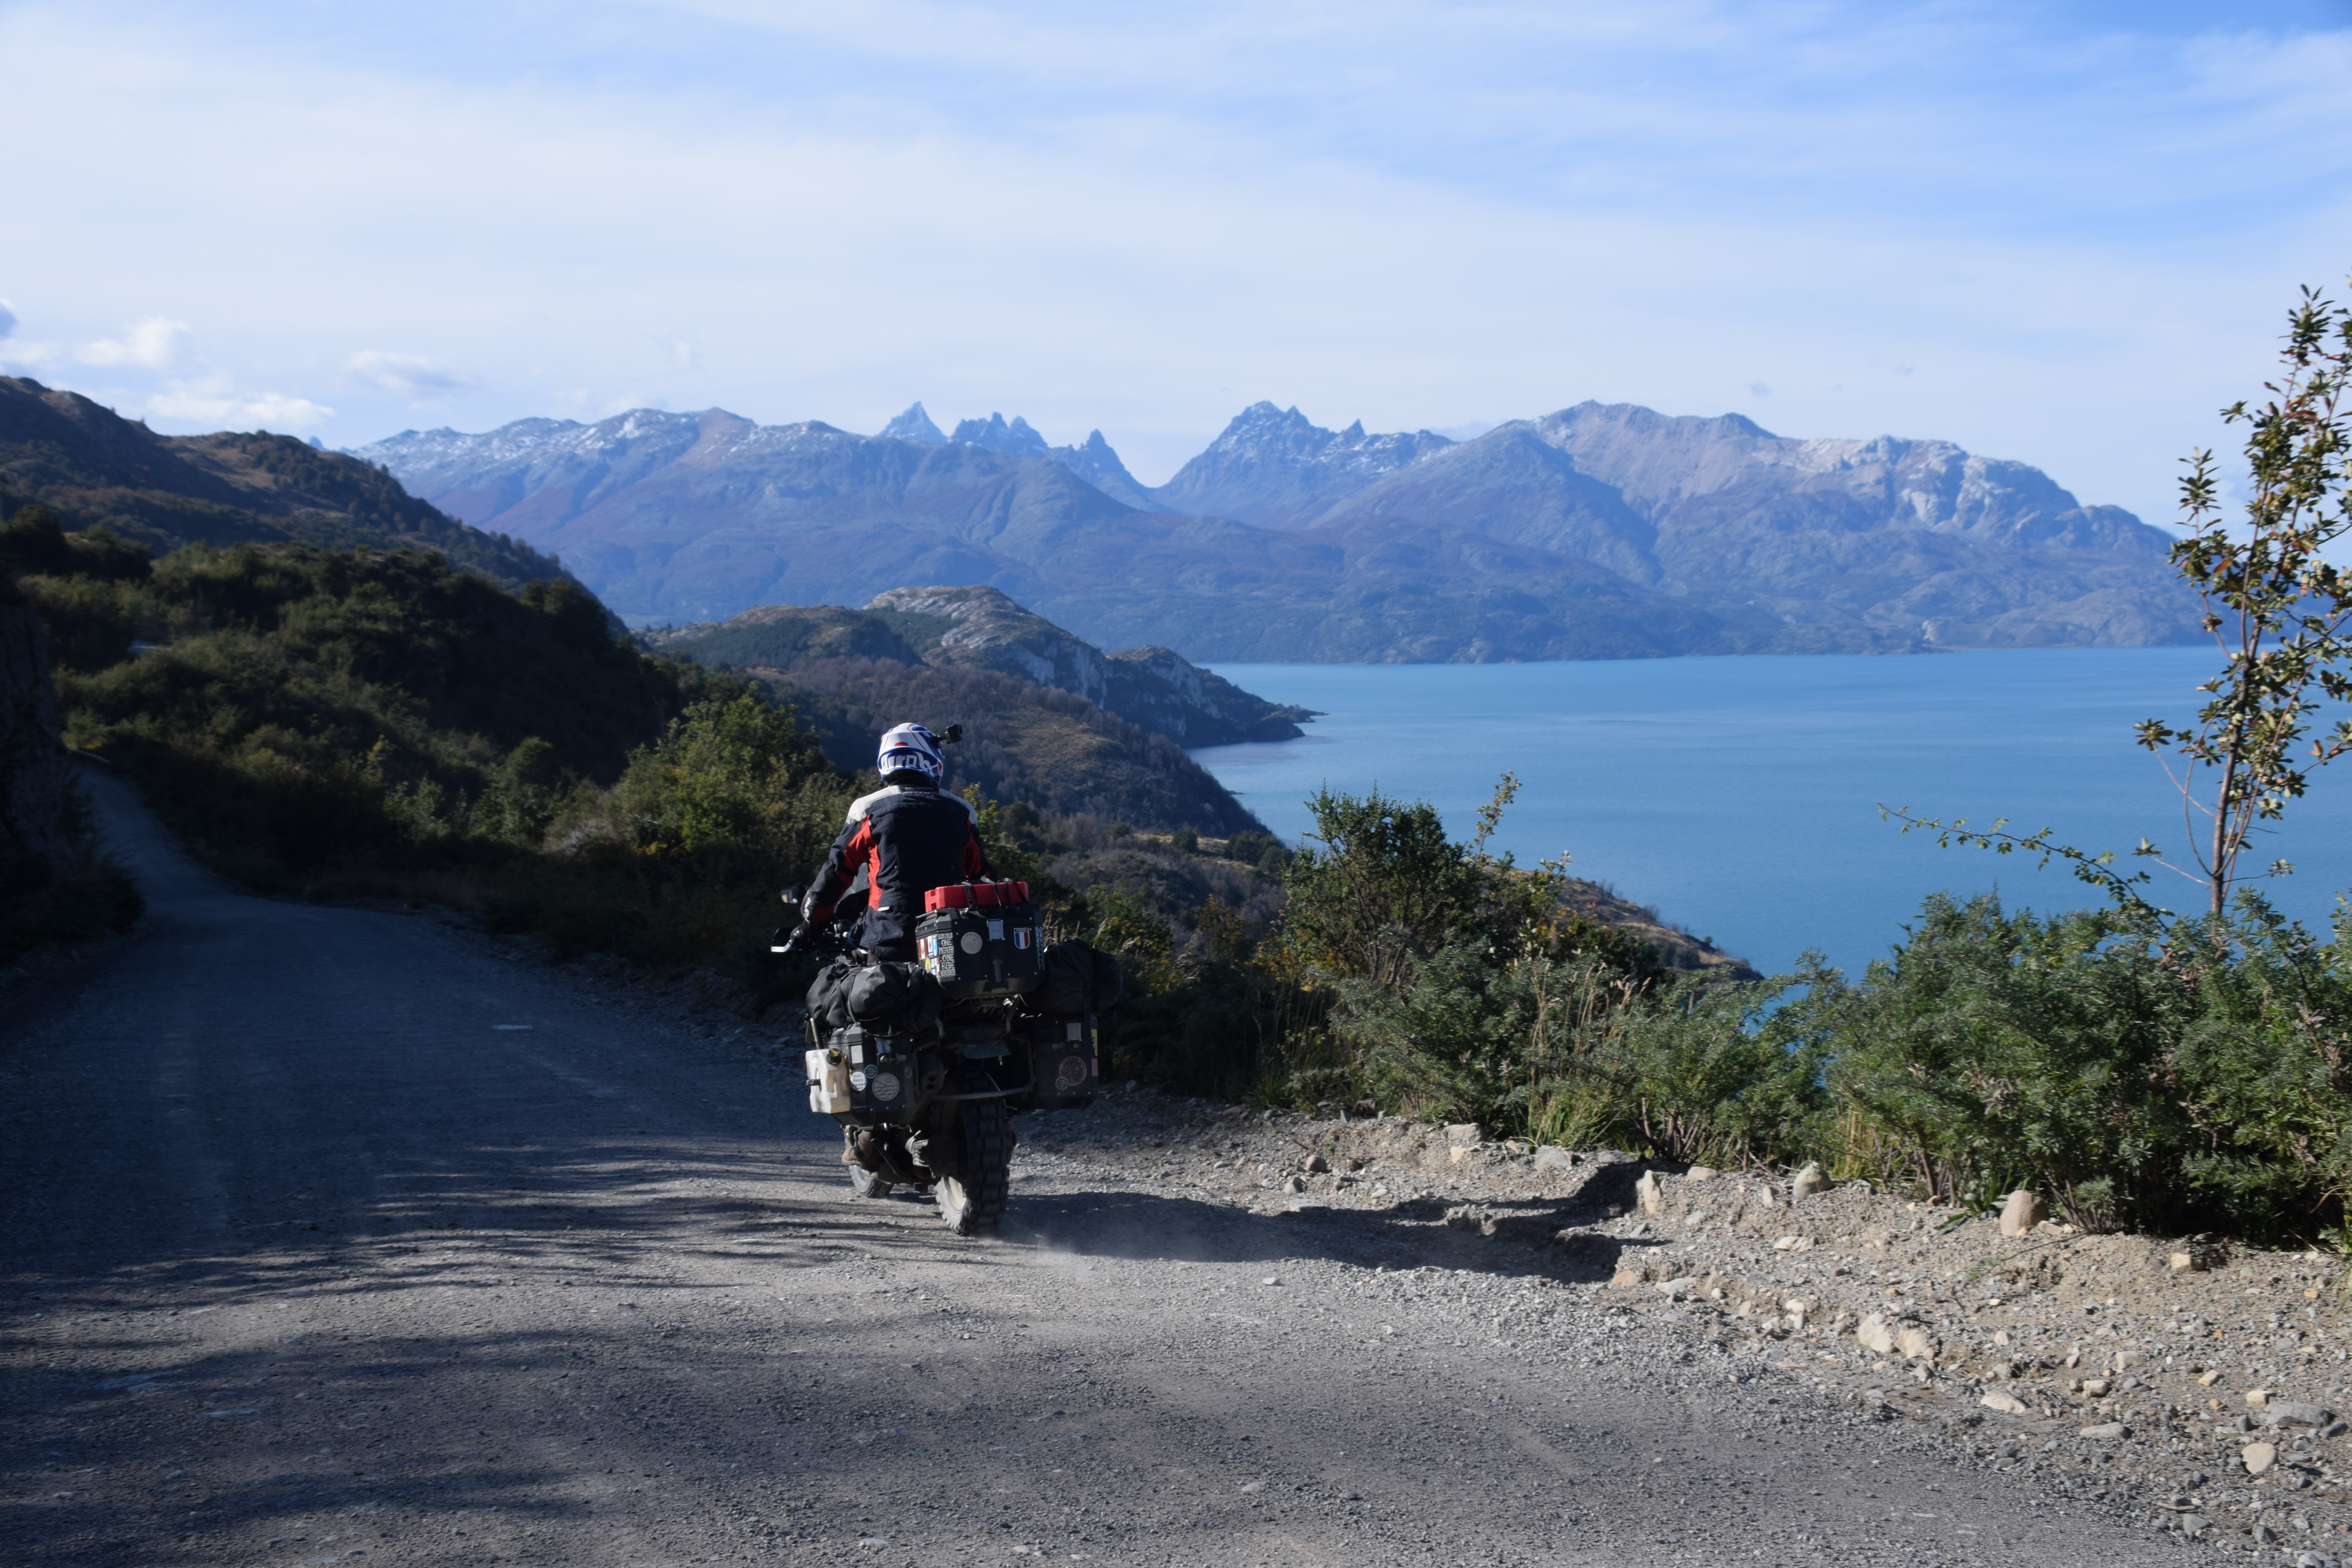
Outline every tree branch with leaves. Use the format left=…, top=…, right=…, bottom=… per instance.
left=1886, top=278, right=2352, bottom=919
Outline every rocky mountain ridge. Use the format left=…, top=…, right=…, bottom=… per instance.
left=343, top=393, right=2200, bottom=661
left=650, top=584, right=1312, bottom=749
left=1299, top=402, right=2194, bottom=648
left=873, top=402, right=1159, bottom=509
left=1152, top=399, right=1458, bottom=525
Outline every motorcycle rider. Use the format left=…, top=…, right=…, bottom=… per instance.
left=800, top=722, right=989, bottom=961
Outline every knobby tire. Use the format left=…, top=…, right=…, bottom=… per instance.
left=938, top=1096, right=1011, bottom=1237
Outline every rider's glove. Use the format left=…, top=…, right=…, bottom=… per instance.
left=800, top=887, right=835, bottom=927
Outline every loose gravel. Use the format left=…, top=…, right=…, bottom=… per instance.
left=4, top=771, right=2322, bottom=1565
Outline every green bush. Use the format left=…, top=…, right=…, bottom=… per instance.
left=1289, top=794, right=2348, bottom=1241
left=1822, top=896, right=2185, bottom=1222
left=2157, top=900, right=2352, bottom=1239
left=1328, top=940, right=1832, bottom=1161
left=1277, top=779, right=1566, bottom=993
left=0, top=782, right=145, bottom=965
left=0, top=862, right=144, bottom=965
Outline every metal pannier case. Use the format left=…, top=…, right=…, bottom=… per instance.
left=811, top=1024, right=928, bottom=1122
left=915, top=883, right=1044, bottom=999
left=1019, top=1012, right=1098, bottom=1111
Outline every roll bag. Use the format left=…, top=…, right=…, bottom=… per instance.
left=805, top=955, right=859, bottom=1030
left=1040, top=941, right=1123, bottom=1015
left=846, top=961, right=943, bottom=1033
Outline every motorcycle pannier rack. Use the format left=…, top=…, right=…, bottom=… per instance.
left=806, top=1024, right=927, bottom=1122
left=922, top=880, right=1030, bottom=912
left=1020, top=1012, right=1098, bottom=1111
left=915, top=882, right=1044, bottom=999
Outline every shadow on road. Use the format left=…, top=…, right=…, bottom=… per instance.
left=995, top=1182, right=1658, bottom=1287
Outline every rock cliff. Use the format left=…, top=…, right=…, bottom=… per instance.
left=868, top=584, right=1116, bottom=707
left=1152, top=401, right=1457, bottom=526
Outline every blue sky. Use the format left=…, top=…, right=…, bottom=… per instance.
left=2, top=0, right=2348, bottom=518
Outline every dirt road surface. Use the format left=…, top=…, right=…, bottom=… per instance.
left=3, top=773, right=2187, bottom=1566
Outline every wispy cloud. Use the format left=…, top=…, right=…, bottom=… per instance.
left=147, top=377, right=334, bottom=430
left=77, top=315, right=190, bottom=369
left=0, top=0, right=2345, bottom=504
left=0, top=299, right=16, bottom=342
left=346, top=349, right=480, bottom=400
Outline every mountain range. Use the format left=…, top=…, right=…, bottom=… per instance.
left=346, top=396, right=2199, bottom=664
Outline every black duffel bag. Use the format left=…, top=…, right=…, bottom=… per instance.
left=806, top=956, right=858, bottom=1030
left=846, top=961, right=944, bottom=1034
left=1040, top=942, right=1123, bottom=1015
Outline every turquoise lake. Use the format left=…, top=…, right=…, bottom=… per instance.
left=1190, top=650, right=2352, bottom=978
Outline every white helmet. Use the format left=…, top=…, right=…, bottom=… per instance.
left=877, top=722, right=945, bottom=784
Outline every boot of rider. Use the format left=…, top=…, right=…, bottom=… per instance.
left=842, top=1125, right=880, bottom=1169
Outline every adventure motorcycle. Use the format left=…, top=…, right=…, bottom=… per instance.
left=774, top=878, right=1120, bottom=1236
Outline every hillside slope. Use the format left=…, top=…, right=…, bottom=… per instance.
left=767, top=658, right=1269, bottom=836
left=650, top=585, right=1314, bottom=747
left=0, top=377, right=559, bottom=590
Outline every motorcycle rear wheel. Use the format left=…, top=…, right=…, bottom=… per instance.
left=937, top=1097, right=1011, bottom=1236
left=848, top=1163, right=894, bottom=1200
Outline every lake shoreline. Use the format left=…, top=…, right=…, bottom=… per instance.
left=1190, top=649, right=2352, bottom=978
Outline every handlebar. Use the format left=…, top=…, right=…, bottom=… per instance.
left=771, top=920, right=855, bottom=960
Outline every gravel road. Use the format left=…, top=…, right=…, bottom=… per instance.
left=1, top=772, right=2196, bottom=1566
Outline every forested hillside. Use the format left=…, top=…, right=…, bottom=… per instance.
left=0, top=506, right=1298, bottom=991
left=1, top=377, right=558, bottom=590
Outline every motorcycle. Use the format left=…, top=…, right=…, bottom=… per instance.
left=773, top=878, right=1119, bottom=1236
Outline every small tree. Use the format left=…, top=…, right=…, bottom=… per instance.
left=2139, top=284, right=2352, bottom=917
left=610, top=688, right=841, bottom=860
left=1277, top=773, right=1565, bottom=993
left=1887, top=279, right=2352, bottom=916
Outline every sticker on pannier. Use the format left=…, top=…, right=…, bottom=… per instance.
left=915, top=899, right=1045, bottom=998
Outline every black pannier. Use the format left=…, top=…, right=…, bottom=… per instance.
left=915, top=900, right=1045, bottom=999
left=1018, top=1012, right=1098, bottom=1111
left=1040, top=942, right=1122, bottom=1015
left=831, top=1023, right=929, bottom=1121
left=846, top=962, right=943, bottom=1034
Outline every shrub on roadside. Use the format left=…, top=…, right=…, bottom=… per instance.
left=0, top=784, right=145, bottom=966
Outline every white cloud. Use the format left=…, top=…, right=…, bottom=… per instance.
left=147, top=377, right=334, bottom=430
left=0, top=2, right=2345, bottom=508
left=345, top=349, right=480, bottom=400
left=0, top=299, right=16, bottom=341
left=78, top=315, right=191, bottom=368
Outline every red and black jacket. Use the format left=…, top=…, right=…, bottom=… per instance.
left=809, top=783, right=988, bottom=959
